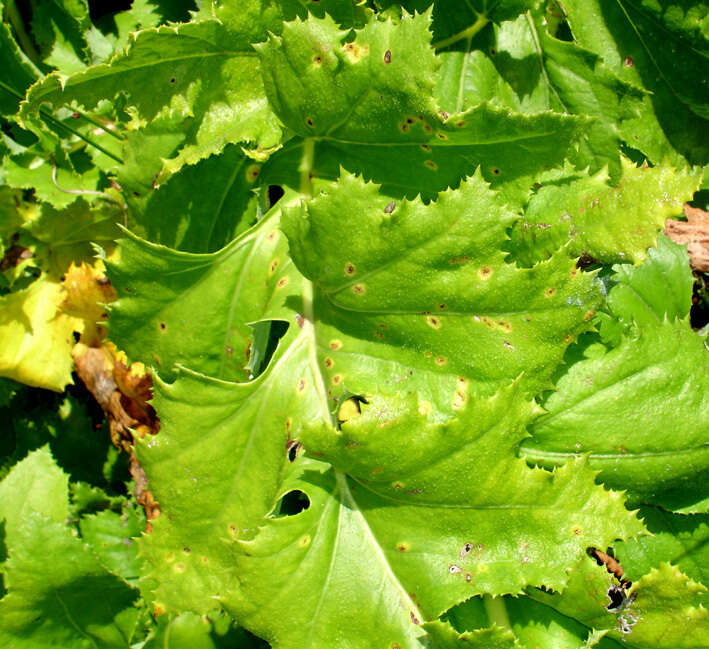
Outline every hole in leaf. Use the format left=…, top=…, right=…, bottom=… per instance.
left=286, top=440, right=302, bottom=462
left=268, top=185, right=284, bottom=208
left=246, top=320, right=289, bottom=379
left=272, top=490, right=310, bottom=517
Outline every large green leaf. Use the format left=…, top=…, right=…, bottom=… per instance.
left=563, top=0, right=709, bottom=166
left=126, top=174, right=637, bottom=648
left=227, top=386, right=640, bottom=648
left=257, top=12, right=583, bottom=203
left=434, top=12, right=646, bottom=180
left=111, top=172, right=600, bottom=395
left=283, top=171, right=600, bottom=399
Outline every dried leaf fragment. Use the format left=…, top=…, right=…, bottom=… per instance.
left=665, top=204, right=709, bottom=271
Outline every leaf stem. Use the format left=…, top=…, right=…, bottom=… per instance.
left=0, top=80, right=124, bottom=164
left=483, top=594, right=512, bottom=630
left=4, top=0, right=41, bottom=65
left=71, top=108, right=126, bottom=141
left=432, top=13, right=490, bottom=50
left=299, top=137, right=315, bottom=197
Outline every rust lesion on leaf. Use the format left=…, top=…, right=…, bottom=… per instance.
left=665, top=204, right=709, bottom=271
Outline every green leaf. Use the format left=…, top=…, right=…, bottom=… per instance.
left=520, top=320, right=709, bottom=511
left=0, top=513, right=139, bottom=649
left=257, top=12, right=583, bottom=203
left=605, top=233, right=694, bottom=333
left=508, top=159, right=702, bottom=266
left=3, top=151, right=103, bottom=210
left=79, top=506, right=144, bottom=583
left=563, top=0, right=709, bottom=166
left=532, top=559, right=708, bottom=648
left=435, top=13, right=646, bottom=180
left=27, top=0, right=91, bottom=73
left=135, top=344, right=312, bottom=613
left=227, top=388, right=640, bottom=647
left=139, top=144, right=261, bottom=253
left=0, top=446, right=68, bottom=541
left=0, top=448, right=139, bottom=648
left=107, top=208, right=303, bottom=382
left=283, top=171, right=600, bottom=398
left=144, top=611, right=269, bottom=649
left=0, top=0, right=41, bottom=117
left=615, top=506, right=709, bottom=587
left=21, top=20, right=282, bottom=168
left=197, top=0, right=370, bottom=41
left=424, top=619, right=520, bottom=648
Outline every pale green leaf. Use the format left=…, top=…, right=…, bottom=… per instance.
left=0, top=446, right=68, bottom=541
left=0, top=277, right=78, bottom=391
left=508, top=159, right=702, bottom=266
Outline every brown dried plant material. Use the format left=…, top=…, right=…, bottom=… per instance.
left=665, top=204, right=709, bottom=271
left=63, top=263, right=161, bottom=531
left=73, top=342, right=161, bottom=530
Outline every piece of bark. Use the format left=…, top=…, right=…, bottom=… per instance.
left=665, top=204, right=709, bottom=271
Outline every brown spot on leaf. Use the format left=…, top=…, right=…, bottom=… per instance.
left=384, top=49, right=391, bottom=63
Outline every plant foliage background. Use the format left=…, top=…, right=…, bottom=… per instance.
left=0, top=0, right=708, bottom=647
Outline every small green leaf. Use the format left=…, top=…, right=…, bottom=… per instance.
left=424, top=619, right=520, bottom=648
left=615, top=506, right=709, bottom=588
left=521, top=320, right=709, bottom=511
left=79, top=506, right=144, bottom=583
left=0, top=447, right=68, bottom=541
